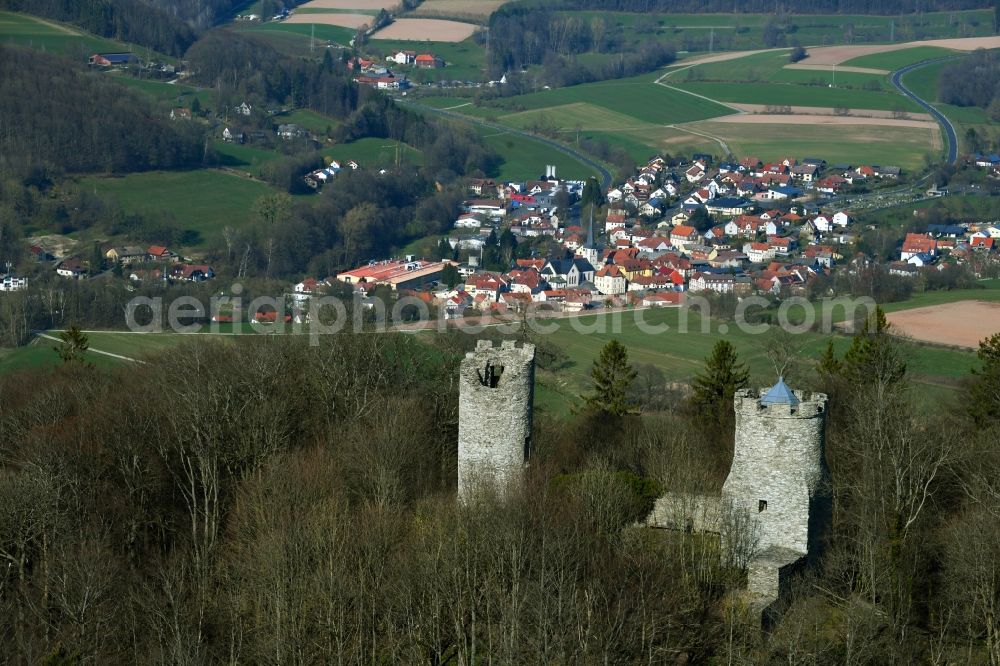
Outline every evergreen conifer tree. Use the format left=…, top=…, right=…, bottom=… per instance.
left=584, top=339, right=638, bottom=416
left=967, top=332, right=1000, bottom=425
left=842, top=307, right=906, bottom=387
left=690, top=340, right=749, bottom=423
left=54, top=325, right=89, bottom=364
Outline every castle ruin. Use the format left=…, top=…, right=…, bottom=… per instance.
left=648, top=379, right=830, bottom=612
left=457, top=340, right=535, bottom=500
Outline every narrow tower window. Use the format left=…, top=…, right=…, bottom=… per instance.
left=758, top=500, right=768, bottom=513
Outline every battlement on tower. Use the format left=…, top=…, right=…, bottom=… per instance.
left=734, top=387, right=827, bottom=419
left=457, top=340, right=535, bottom=500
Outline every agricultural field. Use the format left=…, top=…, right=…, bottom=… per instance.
left=410, top=0, right=510, bottom=21
left=682, top=120, right=938, bottom=170
left=489, top=72, right=733, bottom=124
left=679, top=49, right=888, bottom=88
left=886, top=301, right=1000, bottom=348
left=294, top=0, right=392, bottom=9
left=284, top=12, right=375, bottom=29
left=532, top=305, right=981, bottom=414
left=78, top=170, right=278, bottom=248
left=0, top=10, right=139, bottom=59
left=370, top=18, right=478, bottom=42
left=671, top=80, right=920, bottom=112
left=841, top=45, right=957, bottom=70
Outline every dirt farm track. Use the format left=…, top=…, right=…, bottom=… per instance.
left=887, top=301, right=1000, bottom=349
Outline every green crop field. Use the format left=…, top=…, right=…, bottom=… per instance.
left=531, top=306, right=979, bottom=414
left=79, top=170, right=278, bottom=248
left=843, top=45, right=958, bottom=70
left=675, top=49, right=886, bottom=89
left=672, top=80, right=920, bottom=112
left=488, top=72, right=732, bottom=125
left=324, top=137, right=424, bottom=167
left=473, top=126, right=599, bottom=181
left=0, top=10, right=142, bottom=58
left=684, top=121, right=937, bottom=170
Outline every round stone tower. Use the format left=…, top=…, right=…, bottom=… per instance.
left=457, top=340, right=535, bottom=500
left=722, top=379, right=829, bottom=558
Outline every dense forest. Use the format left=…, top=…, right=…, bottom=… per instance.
left=0, top=46, right=204, bottom=175
left=486, top=8, right=678, bottom=78
left=939, top=49, right=1000, bottom=117
left=1, top=317, right=999, bottom=663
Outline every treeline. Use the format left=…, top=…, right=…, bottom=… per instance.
left=503, top=0, right=991, bottom=15
left=2, top=318, right=1000, bottom=662
left=939, top=49, right=1000, bottom=113
left=0, top=0, right=197, bottom=56
left=0, top=46, right=204, bottom=176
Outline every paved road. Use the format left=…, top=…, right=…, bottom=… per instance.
left=890, top=56, right=964, bottom=166
left=398, top=98, right=613, bottom=189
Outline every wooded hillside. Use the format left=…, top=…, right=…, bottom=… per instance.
left=0, top=46, right=204, bottom=175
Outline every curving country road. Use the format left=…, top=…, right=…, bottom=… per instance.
left=890, top=56, right=964, bottom=166
left=398, top=98, right=613, bottom=189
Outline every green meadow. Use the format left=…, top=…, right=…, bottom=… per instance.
left=324, top=137, right=424, bottom=167
left=473, top=126, right=600, bottom=181
left=491, top=72, right=732, bottom=124
left=235, top=21, right=357, bottom=51
left=684, top=121, right=936, bottom=171
left=213, top=142, right=284, bottom=175
left=0, top=10, right=142, bottom=58
left=531, top=305, right=980, bottom=414
left=672, top=80, right=920, bottom=112
left=79, top=170, right=278, bottom=247
left=843, top=45, right=958, bottom=70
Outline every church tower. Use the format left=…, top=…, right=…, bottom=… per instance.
left=457, top=340, right=535, bottom=500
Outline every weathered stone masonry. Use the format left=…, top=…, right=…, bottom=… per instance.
left=457, top=340, right=535, bottom=500
left=646, top=379, right=829, bottom=613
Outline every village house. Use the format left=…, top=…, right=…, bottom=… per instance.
left=56, top=258, right=87, bottom=279
left=594, top=264, right=628, bottom=295
left=669, top=225, right=701, bottom=252
left=106, top=246, right=147, bottom=266
left=900, top=233, right=938, bottom=261
left=0, top=274, right=28, bottom=292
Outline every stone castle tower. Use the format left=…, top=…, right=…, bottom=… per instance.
left=722, top=379, right=829, bottom=559
left=457, top=340, right=535, bottom=500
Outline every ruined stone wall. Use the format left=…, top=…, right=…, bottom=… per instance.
left=457, top=340, right=535, bottom=500
left=646, top=492, right=722, bottom=533
left=747, top=546, right=807, bottom=611
left=722, top=389, right=829, bottom=557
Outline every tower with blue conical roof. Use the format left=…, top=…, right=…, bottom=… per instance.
left=723, top=379, right=829, bottom=558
